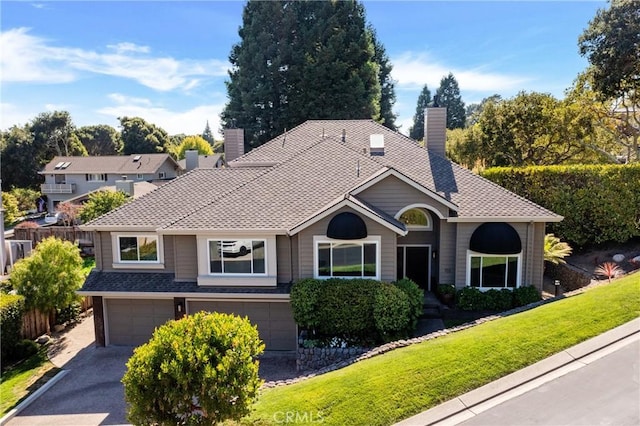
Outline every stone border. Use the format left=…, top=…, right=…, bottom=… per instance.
left=261, top=278, right=616, bottom=388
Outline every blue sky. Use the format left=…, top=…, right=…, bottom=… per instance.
left=0, top=1, right=606, bottom=138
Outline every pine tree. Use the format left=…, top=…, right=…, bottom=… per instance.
left=222, top=0, right=392, bottom=149
left=409, top=85, right=432, bottom=140
left=202, top=121, right=215, bottom=146
left=435, top=73, right=466, bottom=129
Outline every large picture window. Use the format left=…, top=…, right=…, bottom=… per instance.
left=315, top=237, right=379, bottom=279
left=468, top=253, right=520, bottom=288
left=208, top=240, right=266, bottom=275
left=118, top=236, right=158, bottom=262
left=86, top=173, right=107, bottom=182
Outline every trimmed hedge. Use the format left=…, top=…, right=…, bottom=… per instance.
left=481, top=164, right=640, bottom=247
left=456, top=286, right=541, bottom=311
left=1, top=293, right=26, bottom=361
left=291, top=278, right=422, bottom=346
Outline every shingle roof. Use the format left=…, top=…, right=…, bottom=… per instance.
left=84, top=120, right=561, bottom=231
left=40, top=154, right=182, bottom=175
left=79, top=270, right=291, bottom=294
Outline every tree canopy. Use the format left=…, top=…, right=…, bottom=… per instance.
left=222, top=0, right=395, bottom=149
left=174, top=135, right=214, bottom=160
left=75, top=124, right=123, bottom=155
left=79, top=190, right=131, bottom=223
left=408, top=85, right=432, bottom=141
left=201, top=121, right=215, bottom=146
left=119, top=116, right=171, bottom=155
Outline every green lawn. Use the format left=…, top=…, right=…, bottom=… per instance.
left=244, top=272, right=640, bottom=426
left=0, top=349, right=59, bottom=416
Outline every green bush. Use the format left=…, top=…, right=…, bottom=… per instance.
left=11, top=339, right=39, bottom=361
left=484, top=289, right=514, bottom=311
left=0, top=294, right=26, bottom=361
left=481, top=164, right=640, bottom=247
left=373, top=284, right=411, bottom=342
left=56, top=301, right=82, bottom=325
left=457, top=287, right=486, bottom=311
left=393, top=278, right=424, bottom=329
left=513, top=286, right=542, bottom=307
left=291, top=278, right=417, bottom=345
left=122, top=312, right=264, bottom=425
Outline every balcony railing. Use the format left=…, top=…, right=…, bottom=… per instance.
left=40, top=183, right=75, bottom=194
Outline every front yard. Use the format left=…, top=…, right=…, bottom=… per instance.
left=242, top=272, right=640, bottom=426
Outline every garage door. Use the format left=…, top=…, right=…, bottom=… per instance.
left=106, top=299, right=174, bottom=346
left=188, top=300, right=297, bottom=351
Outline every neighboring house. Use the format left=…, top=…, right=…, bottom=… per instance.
left=39, top=154, right=183, bottom=212
left=79, top=110, right=562, bottom=350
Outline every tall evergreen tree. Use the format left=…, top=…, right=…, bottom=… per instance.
left=222, top=0, right=392, bottom=149
left=119, top=117, right=171, bottom=155
left=371, top=28, right=397, bottom=130
left=435, top=73, right=466, bottom=129
left=202, top=121, right=215, bottom=146
left=409, top=85, right=432, bottom=140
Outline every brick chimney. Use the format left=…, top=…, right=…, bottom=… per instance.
left=424, top=107, right=447, bottom=156
left=224, top=128, right=245, bottom=163
left=185, top=150, right=199, bottom=171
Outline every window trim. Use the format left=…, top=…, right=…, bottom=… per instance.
left=313, top=235, right=381, bottom=280
left=158, top=171, right=167, bottom=179
left=206, top=239, right=268, bottom=277
left=111, top=233, right=164, bottom=268
left=466, top=250, right=522, bottom=290
left=395, top=205, right=433, bottom=231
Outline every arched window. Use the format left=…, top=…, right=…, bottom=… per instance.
left=398, top=208, right=431, bottom=230
left=467, top=223, right=522, bottom=289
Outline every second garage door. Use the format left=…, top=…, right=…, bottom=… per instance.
left=106, top=299, right=174, bottom=346
left=188, top=300, right=297, bottom=351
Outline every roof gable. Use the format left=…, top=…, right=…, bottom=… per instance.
left=41, top=154, right=182, bottom=175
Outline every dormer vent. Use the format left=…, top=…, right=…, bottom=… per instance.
left=369, top=134, right=384, bottom=156
left=342, top=129, right=346, bottom=143
left=133, top=155, right=141, bottom=162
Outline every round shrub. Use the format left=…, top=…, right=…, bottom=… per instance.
left=513, top=286, right=542, bottom=307
left=0, top=294, right=26, bottom=361
left=456, top=287, right=486, bottom=311
left=373, top=284, right=411, bottom=342
left=122, top=311, right=265, bottom=425
left=393, top=278, right=424, bottom=328
left=11, top=339, right=39, bottom=361
left=484, top=289, right=514, bottom=311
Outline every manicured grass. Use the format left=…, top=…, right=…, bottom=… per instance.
left=245, top=273, right=640, bottom=426
left=0, top=349, right=59, bottom=416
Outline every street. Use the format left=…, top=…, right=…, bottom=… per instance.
left=458, top=338, right=640, bottom=426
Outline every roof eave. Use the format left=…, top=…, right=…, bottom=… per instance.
left=447, top=216, right=564, bottom=223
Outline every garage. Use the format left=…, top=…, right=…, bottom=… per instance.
left=188, top=300, right=297, bottom=351
left=106, top=299, right=175, bottom=346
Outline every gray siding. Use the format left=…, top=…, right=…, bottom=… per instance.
left=296, top=207, right=397, bottom=282
left=99, top=231, right=113, bottom=271
left=357, top=174, right=449, bottom=218
left=94, top=232, right=103, bottom=270
left=100, top=232, right=172, bottom=273
left=174, top=235, right=198, bottom=281
left=439, top=220, right=456, bottom=284
left=276, top=235, right=293, bottom=284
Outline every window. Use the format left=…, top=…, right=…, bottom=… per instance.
left=118, top=236, right=159, bottom=262
left=396, top=206, right=432, bottom=230
left=468, top=253, right=520, bottom=289
left=158, top=172, right=167, bottom=179
left=86, top=173, right=107, bottom=182
left=136, top=173, right=144, bottom=179
left=314, top=237, right=379, bottom=279
left=208, top=240, right=266, bottom=275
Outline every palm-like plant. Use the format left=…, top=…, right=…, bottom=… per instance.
left=594, top=262, right=622, bottom=283
left=544, top=234, right=573, bottom=265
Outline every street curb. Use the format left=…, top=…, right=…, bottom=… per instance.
left=396, top=317, right=640, bottom=426
left=0, top=369, right=69, bottom=426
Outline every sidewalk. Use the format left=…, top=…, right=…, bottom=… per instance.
left=396, top=317, right=640, bottom=426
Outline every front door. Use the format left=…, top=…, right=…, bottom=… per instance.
left=397, top=245, right=431, bottom=290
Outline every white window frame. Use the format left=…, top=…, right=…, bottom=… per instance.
left=86, top=173, right=107, bottom=182
left=111, top=233, right=164, bottom=269
left=395, top=205, right=433, bottom=231
left=136, top=173, right=144, bottom=179
left=158, top=171, right=167, bottom=179
left=313, top=235, right=381, bottom=280
left=207, top=239, right=268, bottom=277
left=466, top=250, right=522, bottom=290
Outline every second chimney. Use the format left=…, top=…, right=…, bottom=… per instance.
left=224, top=128, right=245, bottom=163
left=115, top=176, right=135, bottom=197
left=424, top=107, right=447, bottom=156
left=185, top=149, right=199, bottom=171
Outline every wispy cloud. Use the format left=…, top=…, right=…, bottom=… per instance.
left=0, top=27, right=229, bottom=92
left=98, top=93, right=225, bottom=137
left=391, top=51, right=531, bottom=93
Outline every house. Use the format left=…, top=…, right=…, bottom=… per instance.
left=39, top=154, right=183, bottom=212
left=78, top=109, right=562, bottom=350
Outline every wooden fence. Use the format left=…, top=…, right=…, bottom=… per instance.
left=21, top=297, right=93, bottom=340
left=13, top=226, right=95, bottom=248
